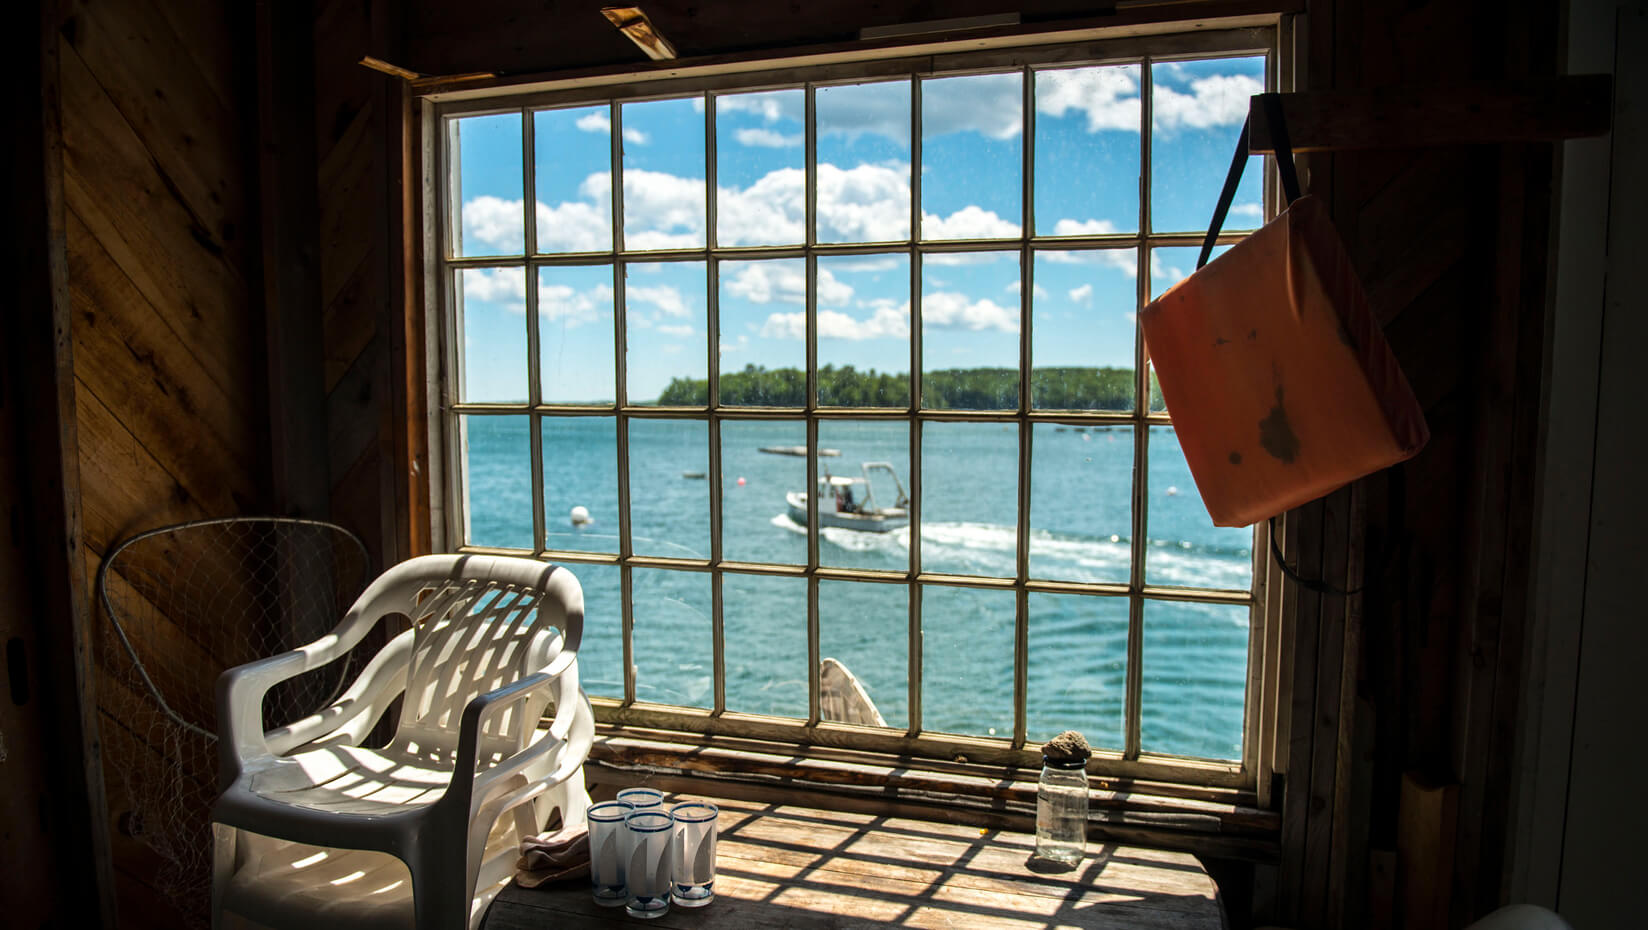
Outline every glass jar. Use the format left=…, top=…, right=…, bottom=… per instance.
left=1034, top=757, right=1088, bottom=865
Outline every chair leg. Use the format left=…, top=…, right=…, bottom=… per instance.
left=211, top=823, right=237, bottom=929
left=410, top=854, right=474, bottom=930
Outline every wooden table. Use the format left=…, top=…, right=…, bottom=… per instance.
left=484, top=796, right=1224, bottom=929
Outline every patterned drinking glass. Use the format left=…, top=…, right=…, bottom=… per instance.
left=587, top=800, right=634, bottom=906
left=624, top=809, right=675, bottom=919
left=616, top=786, right=665, bottom=811
left=670, top=801, right=719, bottom=906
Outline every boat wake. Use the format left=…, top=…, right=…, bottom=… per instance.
left=768, top=514, right=1253, bottom=590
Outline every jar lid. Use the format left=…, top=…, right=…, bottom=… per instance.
left=1040, top=729, right=1092, bottom=766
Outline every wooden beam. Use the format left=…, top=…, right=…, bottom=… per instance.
left=0, top=0, right=115, bottom=923
left=1249, top=77, right=1614, bottom=154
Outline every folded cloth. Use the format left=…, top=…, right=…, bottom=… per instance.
left=515, top=823, right=591, bottom=888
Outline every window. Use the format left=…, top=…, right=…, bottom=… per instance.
left=433, top=27, right=1275, bottom=787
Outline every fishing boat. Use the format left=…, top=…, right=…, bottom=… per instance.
left=785, top=461, right=910, bottom=533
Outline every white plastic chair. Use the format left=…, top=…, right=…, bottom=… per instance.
left=210, top=554, right=595, bottom=930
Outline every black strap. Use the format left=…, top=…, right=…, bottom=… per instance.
left=1196, top=94, right=1303, bottom=270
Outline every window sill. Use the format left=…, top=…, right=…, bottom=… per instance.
left=586, top=726, right=1280, bottom=863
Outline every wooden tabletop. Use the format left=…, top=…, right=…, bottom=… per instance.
left=485, top=796, right=1224, bottom=929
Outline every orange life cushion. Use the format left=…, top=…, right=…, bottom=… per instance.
left=1139, top=195, right=1429, bottom=527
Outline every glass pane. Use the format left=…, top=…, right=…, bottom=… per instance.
left=622, top=97, right=706, bottom=250
left=816, top=420, right=909, bottom=572
left=632, top=568, right=712, bottom=708
left=539, top=265, right=615, bottom=404
left=1029, top=422, right=1132, bottom=583
left=723, top=574, right=807, bottom=717
left=719, top=420, right=807, bottom=565
left=1031, top=250, right=1138, bottom=411
left=461, top=414, right=532, bottom=549
left=921, top=73, right=1021, bottom=240
left=628, top=419, right=709, bottom=559
left=542, top=417, right=618, bottom=554
left=921, top=251, right=1020, bottom=410
left=568, top=563, right=622, bottom=699
left=1035, top=64, right=1141, bottom=237
left=820, top=579, right=906, bottom=728
left=921, top=585, right=1014, bottom=738
left=534, top=106, right=612, bottom=253
left=1150, top=57, right=1266, bottom=233
left=1028, top=593, right=1128, bottom=750
left=817, top=81, right=911, bottom=243
left=715, top=89, right=804, bottom=246
left=457, top=268, right=527, bottom=403
left=451, top=112, right=524, bottom=257
left=815, top=254, right=910, bottom=407
left=627, top=261, right=707, bottom=405
left=1146, top=426, right=1253, bottom=589
left=719, top=259, right=805, bottom=403
left=1141, top=599, right=1249, bottom=759
left=920, top=422, right=1017, bottom=578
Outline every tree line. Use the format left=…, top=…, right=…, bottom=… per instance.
left=653, top=364, right=1162, bottom=410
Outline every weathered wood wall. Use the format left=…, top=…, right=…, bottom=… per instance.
left=1265, top=1, right=1560, bottom=927
left=57, top=0, right=267, bottom=924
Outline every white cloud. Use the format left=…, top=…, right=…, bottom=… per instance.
left=1068, top=284, right=1093, bottom=303
left=816, top=83, right=911, bottom=145
left=717, top=168, right=804, bottom=246
left=462, top=267, right=525, bottom=304
left=539, top=282, right=612, bottom=326
left=628, top=284, right=689, bottom=318
left=923, top=73, right=1023, bottom=139
left=1153, top=74, right=1263, bottom=132
left=575, top=110, right=648, bottom=144
left=462, top=194, right=527, bottom=254
left=760, top=298, right=911, bottom=342
left=1036, top=67, right=1142, bottom=132
left=816, top=161, right=910, bottom=242
left=622, top=169, right=706, bottom=249
left=723, top=262, right=853, bottom=307
left=734, top=127, right=802, bottom=148
left=657, top=323, right=695, bottom=337
left=922, top=292, right=1019, bottom=333
left=1006, top=280, right=1050, bottom=299
left=1150, top=251, right=1190, bottom=287
left=921, top=205, right=1021, bottom=241
left=1051, top=218, right=1121, bottom=237
left=1230, top=202, right=1264, bottom=220
left=717, top=91, right=802, bottom=123
left=1042, top=246, right=1139, bottom=278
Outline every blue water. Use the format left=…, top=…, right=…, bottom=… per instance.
left=461, top=415, right=1252, bottom=760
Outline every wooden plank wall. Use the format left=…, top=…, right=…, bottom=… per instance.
left=1267, top=0, right=1560, bottom=927
left=312, top=0, right=414, bottom=573
left=57, top=0, right=266, bottom=924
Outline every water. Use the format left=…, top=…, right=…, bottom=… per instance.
left=463, top=415, right=1253, bottom=760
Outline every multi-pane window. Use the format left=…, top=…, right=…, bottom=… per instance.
left=437, top=36, right=1271, bottom=781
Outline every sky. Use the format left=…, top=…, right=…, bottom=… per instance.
left=451, top=56, right=1265, bottom=404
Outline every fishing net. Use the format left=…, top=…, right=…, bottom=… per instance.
left=96, top=518, right=375, bottom=926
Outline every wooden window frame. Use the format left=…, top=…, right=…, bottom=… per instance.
left=414, top=19, right=1294, bottom=799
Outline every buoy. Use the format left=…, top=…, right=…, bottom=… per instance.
left=570, top=505, right=592, bottom=526
left=1165, top=486, right=1179, bottom=496
left=736, top=476, right=746, bottom=486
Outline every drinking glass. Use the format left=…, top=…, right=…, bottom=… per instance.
left=616, top=786, right=665, bottom=811
left=670, top=801, right=719, bottom=906
left=586, top=800, right=634, bottom=906
left=624, top=809, right=675, bottom=919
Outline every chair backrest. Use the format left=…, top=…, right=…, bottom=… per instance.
left=361, top=555, right=583, bottom=764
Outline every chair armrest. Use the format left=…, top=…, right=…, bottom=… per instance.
left=215, top=623, right=381, bottom=782
left=264, top=628, right=415, bottom=755
left=448, top=648, right=581, bottom=801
